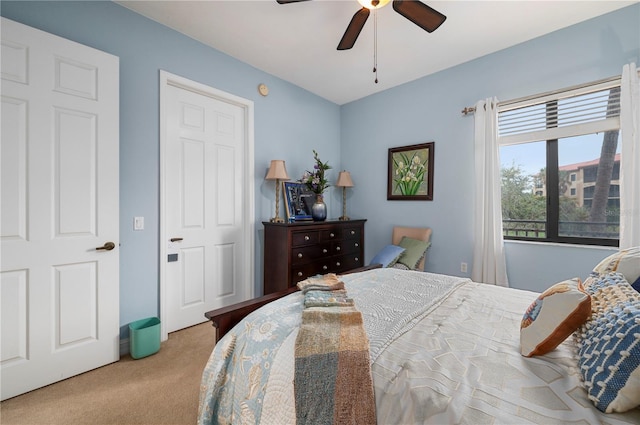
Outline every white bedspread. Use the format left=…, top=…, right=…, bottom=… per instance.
left=371, top=280, right=640, bottom=424
left=200, top=269, right=640, bottom=424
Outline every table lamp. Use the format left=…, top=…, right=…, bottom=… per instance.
left=265, top=160, right=290, bottom=223
left=335, top=170, right=354, bottom=221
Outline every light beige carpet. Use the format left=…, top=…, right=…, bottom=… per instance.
left=0, top=322, right=216, bottom=425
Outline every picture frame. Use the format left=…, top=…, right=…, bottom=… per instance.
left=283, top=181, right=315, bottom=221
left=387, top=142, right=434, bottom=201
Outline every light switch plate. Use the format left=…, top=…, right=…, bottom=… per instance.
left=134, top=216, right=144, bottom=230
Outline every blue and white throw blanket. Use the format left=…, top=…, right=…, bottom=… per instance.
left=197, top=269, right=467, bottom=425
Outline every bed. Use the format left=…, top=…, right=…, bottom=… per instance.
left=197, top=254, right=640, bottom=424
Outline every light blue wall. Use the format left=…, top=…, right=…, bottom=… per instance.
left=2, top=1, right=638, bottom=338
left=1, top=1, right=342, bottom=339
left=341, top=3, right=639, bottom=292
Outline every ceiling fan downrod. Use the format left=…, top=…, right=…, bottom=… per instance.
left=373, top=8, right=378, bottom=84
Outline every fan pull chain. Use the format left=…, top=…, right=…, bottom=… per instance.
left=373, top=8, right=378, bottom=84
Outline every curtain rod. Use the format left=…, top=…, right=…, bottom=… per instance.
left=460, top=73, right=624, bottom=116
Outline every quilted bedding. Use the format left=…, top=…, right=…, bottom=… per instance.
left=198, top=268, right=640, bottom=424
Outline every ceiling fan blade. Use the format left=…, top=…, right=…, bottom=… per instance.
left=392, top=0, right=446, bottom=33
left=337, top=8, right=370, bottom=50
left=276, top=0, right=311, bottom=4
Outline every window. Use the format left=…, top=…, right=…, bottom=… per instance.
left=499, top=79, right=621, bottom=246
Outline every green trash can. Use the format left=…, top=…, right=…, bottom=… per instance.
left=129, top=317, right=161, bottom=359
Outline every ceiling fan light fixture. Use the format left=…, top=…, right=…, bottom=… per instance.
left=357, top=0, right=391, bottom=10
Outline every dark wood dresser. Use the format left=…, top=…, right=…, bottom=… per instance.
left=262, top=219, right=366, bottom=294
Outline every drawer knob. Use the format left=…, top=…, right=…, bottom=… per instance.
left=336, top=246, right=341, bottom=251
left=304, top=235, right=310, bottom=241
left=323, top=265, right=328, bottom=270
left=330, top=233, right=335, bottom=238
left=323, top=249, right=328, bottom=253
left=355, top=257, right=359, bottom=262
left=351, top=230, right=355, bottom=235
left=336, top=262, right=341, bottom=267
left=298, top=253, right=303, bottom=258
left=355, top=243, right=359, bottom=247
left=298, top=272, right=303, bottom=277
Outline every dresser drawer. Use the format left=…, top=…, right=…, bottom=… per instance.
left=291, top=243, right=332, bottom=264
left=320, top=228, right=342, bottom=241
left=290, top=263, right=317, bottom=285
left=343, top=226, right=362, bottom=240
left=291, top=257, right=349, bottom=283
left=338, top=253, right=364, bottom=271
left=292, top=230, right=319, bottom=247
left=337, top=239, right=362, bottom=255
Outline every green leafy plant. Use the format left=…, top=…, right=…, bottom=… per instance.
left=393, top=151, right=427, bottom=196
left=302, top=150, right=332, bottom=195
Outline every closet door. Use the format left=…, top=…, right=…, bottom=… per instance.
left=163, top=77, right=250, bottom=334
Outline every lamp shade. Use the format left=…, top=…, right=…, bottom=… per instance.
left=265, top=160, right=289, bottom=181
left=336, top=170, right=354, bottom=187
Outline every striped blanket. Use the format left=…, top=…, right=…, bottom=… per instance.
left=294, top=274, right=376, bottom=425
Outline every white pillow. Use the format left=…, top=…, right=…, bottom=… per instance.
left=520, top=277, right=591, bottom=357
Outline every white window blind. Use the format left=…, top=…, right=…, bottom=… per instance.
left=498, top=78, right=621, bottom=146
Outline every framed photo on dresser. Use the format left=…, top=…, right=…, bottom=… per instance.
left=283, top=182, right=314, bottom=221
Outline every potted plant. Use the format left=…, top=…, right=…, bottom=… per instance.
left=301, top=150, right=332, bottom=221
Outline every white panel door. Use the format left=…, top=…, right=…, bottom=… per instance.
left=0, top=18, right=119, bottom=400
left=164, top=81, right=250, bottom=333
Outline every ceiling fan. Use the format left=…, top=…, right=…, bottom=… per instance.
left=276, top=0, right=447, bottom=50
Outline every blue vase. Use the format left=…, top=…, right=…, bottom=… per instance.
left=311, top=195, right=327, bottom=221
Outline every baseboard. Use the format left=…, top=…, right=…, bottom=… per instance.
left=120, top=338, right=130, bottom=356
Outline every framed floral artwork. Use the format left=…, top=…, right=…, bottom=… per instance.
left=387, top=142, right=434, bottom=200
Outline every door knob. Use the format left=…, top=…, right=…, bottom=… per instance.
left=170, top=237, right=183, bottom=242
left=96, top=242, right=116, bottom=251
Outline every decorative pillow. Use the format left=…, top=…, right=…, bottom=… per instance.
left=520, top=278, right=591, bottom=357
left=592, top=246, right=640, bottom=288
left=574, top=272, right=640, bottom=413
left=396, top=237, right=431, bottom=269
left=390, top=262, right=410, bottom=270
left=632, top=276, right=640, bottom=293
left=369, top=245, right=406, bottom=268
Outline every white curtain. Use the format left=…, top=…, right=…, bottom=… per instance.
left=472, top=98, right=509, bottom=287
left=620, top=62, right=640, bottom=249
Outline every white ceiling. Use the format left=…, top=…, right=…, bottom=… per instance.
left=116, top=0, right=637, bottom=105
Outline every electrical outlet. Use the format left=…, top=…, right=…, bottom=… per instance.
left=460, top=262, right=468, bottom=273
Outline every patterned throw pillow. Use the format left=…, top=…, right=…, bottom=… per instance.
left=369, top=245, right=406, bottom=268
left=633, top=276, right=640, bottom=293
left=574, top=272, right=640, bottom=413
left=396, top=237, right=431, bottom=269
left=591, top=246, right=640, bottom=290
left=520, top=278, right=591, bottom=357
